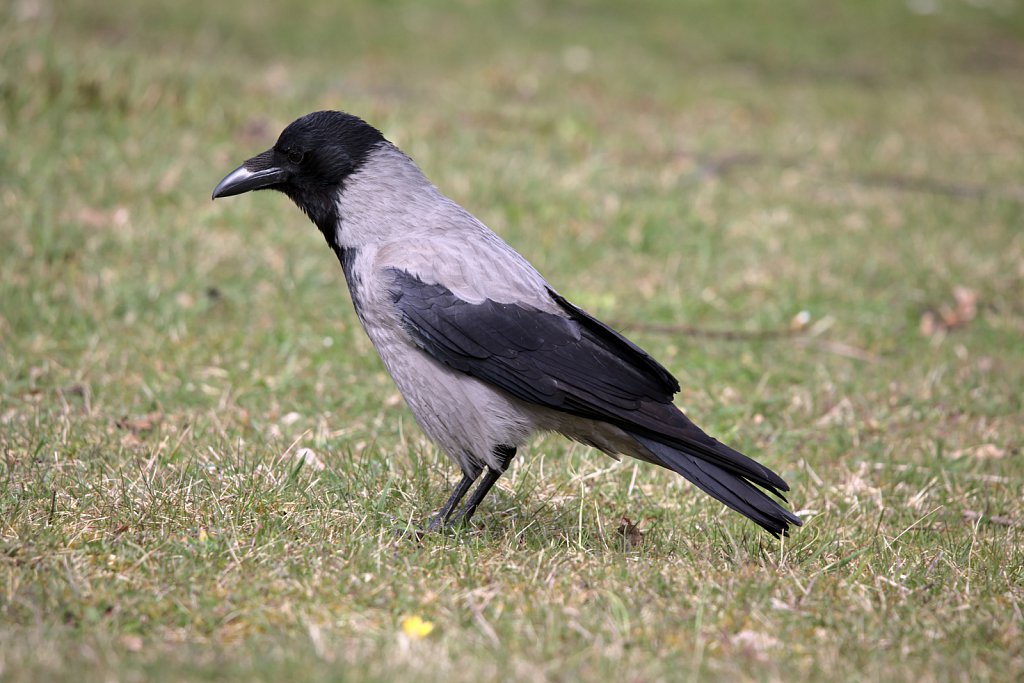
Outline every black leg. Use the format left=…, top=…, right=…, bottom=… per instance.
left=448, top=445, right=517, bottom=527
left=428, top=472, right=477, bottom=532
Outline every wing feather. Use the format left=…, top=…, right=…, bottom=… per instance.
left=389, top=268, right=796, bottom=511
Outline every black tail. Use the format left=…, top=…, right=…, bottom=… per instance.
left=629, top=432, right=802, bottom=537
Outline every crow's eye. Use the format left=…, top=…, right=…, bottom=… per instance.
left=288, top=150, right=305, bottom=165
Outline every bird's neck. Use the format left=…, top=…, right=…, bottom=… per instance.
left=327, top=144, right=445, bottom=251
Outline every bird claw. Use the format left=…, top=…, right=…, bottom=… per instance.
left=387, top=513, right=472, bottom=542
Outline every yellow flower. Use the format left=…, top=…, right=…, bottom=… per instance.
left=401, top=615, right=435, bottom=639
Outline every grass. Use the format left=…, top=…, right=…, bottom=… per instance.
left=2, top=0, right=1023, bottom=680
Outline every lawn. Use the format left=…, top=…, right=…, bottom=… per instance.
left=1, top=0, right=1023, bottom=680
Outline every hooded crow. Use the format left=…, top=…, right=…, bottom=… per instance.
left=213, top=111, right=802, bottom=537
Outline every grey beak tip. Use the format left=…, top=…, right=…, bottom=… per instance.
left=211, top=182, right=231, bottom=200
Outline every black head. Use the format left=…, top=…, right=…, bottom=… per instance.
left=212, top=111, right=386, bottom=232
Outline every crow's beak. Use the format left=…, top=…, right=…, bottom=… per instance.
left=212, top=150, right=289, bottom=199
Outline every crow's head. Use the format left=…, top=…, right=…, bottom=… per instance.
left=213, top=111, right=385, bottom=231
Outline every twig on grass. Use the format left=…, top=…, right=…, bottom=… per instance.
left=616, top=319, right=878, bottom=362
left=963, top=510, right=1019, bottom=528
left=616, top=321, right=803, bottom=341
left=692, top=149, right=1024, bottom=205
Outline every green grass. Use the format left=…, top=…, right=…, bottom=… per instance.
left=2, top=0, right=1023, bottom=680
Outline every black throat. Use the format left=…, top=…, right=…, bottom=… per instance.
left=285, top=187, right=342, bottom=248
left=295, top=201, right=354, bottom=294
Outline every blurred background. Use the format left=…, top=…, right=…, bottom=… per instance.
left=1, top=0, right=1022, bottom=680
left=4, top=0, right=1023, bottom=345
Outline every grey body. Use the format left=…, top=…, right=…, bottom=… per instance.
left=337, top=144, right=628, bottom=476
left=212, top=111, right=801, bottom=536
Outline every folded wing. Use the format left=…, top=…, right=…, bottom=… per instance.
left=388, top=268, right=801, bottom=536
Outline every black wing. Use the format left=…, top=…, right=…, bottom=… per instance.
left=389, top=269, right=800, bottom=535
left=389, top=270, right=676, bottom=414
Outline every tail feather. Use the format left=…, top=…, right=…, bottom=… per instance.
left=625, top=399, right=793, bottom=495
left=630, top=432, right=802, bottom=537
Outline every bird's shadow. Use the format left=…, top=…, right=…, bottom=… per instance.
left=384, top=481, right=670, bottom=556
